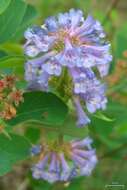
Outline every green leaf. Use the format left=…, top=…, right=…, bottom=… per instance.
left=115, top=25, right=127, bottom=59
left=110, top=24, right=127, bottom=72
left=0, top=50, right=7, bottom=58
left=59, top=115, right=89, bottom=138
left=66, top=177, right=85, bottom=190
left=25, top=127, right=41, bottom=144
left=0, top=43, right=23, bottom=55
left=7, top=91, right=68, bottom=127
left=11, top=4, right=38, bottom=41
left=91, top=100, right=127, bottom=133
left=24, top=114, right=89, bottom=139
left=0, top=55, right=25, bottom=75
left=6, top=91, right=89, bottom=138
left=0, top=0, right=11, bottom=14
left=0, top=133, right=31, bottom=176
left=116, top=35, right=127, bottom=59
left=106, top=100, right=127, bottom=127
left=93, top=112, right=114, bottom=122
left=0, top=0, right=27, bottom=43
left=29, top=177, right=52, bottom=190
left=115, top=123, right=127, bottom=136
left=90, top=100, right=127, bottom=148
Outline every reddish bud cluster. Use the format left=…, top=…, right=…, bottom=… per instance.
left=0, top=74, right=23, bottom=120
left=0, top=80, right=5, bottom=91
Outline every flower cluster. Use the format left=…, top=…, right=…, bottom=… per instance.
left=0, top=74, right=23, bottom=120
left=24, top=9, right=112, bottom=127
left=31, top=137, right=97, bottom=183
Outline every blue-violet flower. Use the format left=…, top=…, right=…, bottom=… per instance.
left=31, top=137, right=97, bottom=183
left=24, top=9, right=112, bottom=127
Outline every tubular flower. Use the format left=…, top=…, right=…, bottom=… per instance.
left=31, top=137, right=97, bottom=183
left=24, top=9, right=112, bottom=127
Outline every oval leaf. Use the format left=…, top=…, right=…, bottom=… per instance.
left=0, top=0, right=27, bottom=43
left=7, top=91, right=68, bottom=126
left=0, top=133, right=31, bottom=176
left=0, top=0, right=11, bottom=14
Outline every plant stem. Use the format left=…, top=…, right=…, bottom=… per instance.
left=103, top=0, right=120, bottom=25
left=58, top=133, right=64, bottom=145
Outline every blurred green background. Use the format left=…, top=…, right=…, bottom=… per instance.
left=0, top=0, right=127, bottom=189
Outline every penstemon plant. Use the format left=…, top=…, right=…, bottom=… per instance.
left=23, top=9, right=112, bottom=183
left=3, top=1, right=127, bottom=189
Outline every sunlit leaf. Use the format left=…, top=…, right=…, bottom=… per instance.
left=0, top=0, right=11, bottom=14
left=0, top=0, right=27, bottom=43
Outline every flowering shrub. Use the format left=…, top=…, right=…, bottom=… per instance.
left=0, top=1, right=127, bottom=189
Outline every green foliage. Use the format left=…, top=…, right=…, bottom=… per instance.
left=30, top=177, right=52, bottom=190
left=0, top=0, right=11, bottom=14
left=25, top=115, right=89, bottom=139
left=0, top=0, right=37, bottom=43
left=25, top=127, right=41, bottom=144
left=0, top=133, right=31, bottom=176
left=115, top=25, right=127, bottom=59
left=0, top=50, right=7, bottom=58
left=7, top=91, right=68, bottom=126
left=90, top=100, right=127, bottom=152
left=0, top=0, right=27, bottom=43
left=58, top=115, right=89, bottom=138
left=11, top=4, right=38, bottom=41
left=0, top=55, right=25, bottom=75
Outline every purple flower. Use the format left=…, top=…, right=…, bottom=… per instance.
left=32, top=154, right=49, bottom=179
left=73, top=96, right=90, bottom=127
left=71, top=137, right=93, bottom=149
left=31, top=137, right=97, bottom=183
left=59, top=153, right=71, bottom=181
left=82, top=81, right=107, bottom=113
left=24, top=9, right=112, bottom=126
left=42, top=58, right=62, bottom=76
left=70, top=137, right=98, bottom=177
